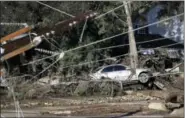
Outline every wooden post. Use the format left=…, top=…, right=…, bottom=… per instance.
left=123, top=1, right=138, bottom=75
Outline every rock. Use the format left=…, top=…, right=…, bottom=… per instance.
left=44, top=110, right=72, bottom=115
left=150, top=91, right=169, bottom=99
left=169, top=107, right=184, bottom=117
left=37, top=76, right=50, bottom=85
left=74, top=81, right=90, bottom=96
left=165, top=93, right=184, bottom=103
left=44, top=102, right=53, bottom=106
left=148, top=102, right=168, bottom=111
left=179, top=73, right=184, bottom=79
left=171, top=76, right=184, bottom=90
left=26, top=89, right=36, bottom=98
left=22, top=104, right=30, bottom=107
left=29, top=102, right=38, bottom=106
left=145, top=96, right=152, bottom=100
left=150, top=90, right=183, bottom=103
left=55, top=111, right=71, bottom=115
left=177, top=95, right=184, bottom=103
left=165, top=102, right=182, bottom=110
left=136, top=93, right=144, bottom=97
left=125, top=90, right=134, bottom=95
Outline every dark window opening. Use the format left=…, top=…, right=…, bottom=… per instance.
left=102, top=66, right=114, bottom=73
left=114, top=65, right=126, bottom=71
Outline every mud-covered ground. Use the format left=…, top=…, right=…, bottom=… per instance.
left=1, top=89, right=184, bottom=117
left=1, top=73, right=184, bottom=117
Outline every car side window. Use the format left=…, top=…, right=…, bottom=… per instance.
left=114, top=65, right=126, bottom=71
left=102, top=66, right=114, bottom=73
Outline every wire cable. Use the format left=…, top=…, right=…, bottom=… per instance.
left=62, top=13, right=183, bottom=54
left=20, top=42, right=182, bottom=94
left=36, top=1, right=74, bottom=18
left=0, top=22, right=28, bottom=27
left=50, top=37, right=61, bottom=48
left=81, top=35, right=179, bottom=53
left=4, top=74, right=33, bottom=80
left=21, top=13, right=183, bottom=66
left=79, top=18, right=88, bottom=43
left=1, top=64, right=24, bottom=118
left=22, top=53, right=58, bottom=66
left=58, top=42, right=181, bottom=70
left=94, top=1, right=130, bottom=20
left=22, top=34, right=180, bottom=66
left=42, top=36, right=62, bottom=51
left=33, top=58, right=60, bottom=78
left=33, top=42, right=181, bottom=78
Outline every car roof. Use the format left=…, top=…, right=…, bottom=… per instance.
left=100, top=64, right=128, bottom=69
left=93, top=64, right=129, bottom=72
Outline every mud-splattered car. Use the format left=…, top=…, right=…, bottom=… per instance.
left=89, top=64, right=153, bottom=84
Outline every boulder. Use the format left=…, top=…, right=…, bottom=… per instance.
left=125, top=90, right=134, bottom=95
left=165, top=102, right=182, bottom=110
left=150, top=90, right=184, bottom=103
left=74, top=81, right=90, bottom=96
left=169, top=107, right=184, bottom=117
left=148, top=102, right=168, bottom=111
left=26, top=88, right=37, bottom=98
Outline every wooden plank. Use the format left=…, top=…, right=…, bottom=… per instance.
left=1, top=37, right=31, bottom=56
left=0, top=27, right=32, bottom=43
left=1, top=43, right=33, bottom=61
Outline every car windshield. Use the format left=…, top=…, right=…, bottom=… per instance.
left=102, top=66, right=114, bottom=73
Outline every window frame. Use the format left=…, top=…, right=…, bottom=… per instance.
left=113, top=65, right=126, bottom=71
left=101, top=66, right=114, bottom=73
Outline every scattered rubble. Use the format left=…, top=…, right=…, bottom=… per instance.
left=1, top=61, right=183, bottom=117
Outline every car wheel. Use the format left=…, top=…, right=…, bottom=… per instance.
left=101, top=76, right=106, bottom=80
left=138, top=72, right=150, bottom=84
left=101, top=76, right=111, bottom=81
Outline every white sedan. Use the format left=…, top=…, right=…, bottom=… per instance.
left=89, top=64, right=153, bottom=84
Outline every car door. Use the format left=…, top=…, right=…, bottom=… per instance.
left=114, top=65, right=131, bottom=81
left=101, top=66, right=116, bottom=79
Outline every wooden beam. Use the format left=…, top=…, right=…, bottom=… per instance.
left=0, top=27, right=32, bottom=44
left=1, top=37, right=31, bottom=56
left=1, top=43, right=33, bottom=61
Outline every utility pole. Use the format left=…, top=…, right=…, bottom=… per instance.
left=123, top=1, right=138, bottom=75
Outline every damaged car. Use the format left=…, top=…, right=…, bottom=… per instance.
left=89, top=64, right=153, bottom=84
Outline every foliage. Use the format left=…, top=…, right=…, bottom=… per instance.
left=0, top=1, right=183, bottom=77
